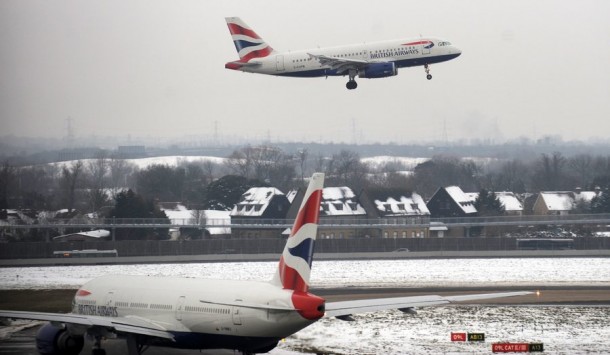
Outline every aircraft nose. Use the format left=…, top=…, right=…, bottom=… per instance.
left=454, top=46, right=462, bottom=57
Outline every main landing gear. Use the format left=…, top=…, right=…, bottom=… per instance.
left=346, top=69, right=358, bottom=90
left=425, top=64, right=432, bottom=80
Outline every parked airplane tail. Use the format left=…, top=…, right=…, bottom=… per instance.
left=273, top=173, right=324, bottom=293
left=225, top=17, right=275, bottom=62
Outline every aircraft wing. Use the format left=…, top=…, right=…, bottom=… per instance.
left=307, top=53, right=371, bottom=74
left=0, top=310, right=175, bottom=340
left=325, top=291, right=533, bottom=318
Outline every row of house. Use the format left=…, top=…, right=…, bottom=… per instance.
left=161, top=184, right=602, bottom=239
left=7, top=184, right=595, bottom=241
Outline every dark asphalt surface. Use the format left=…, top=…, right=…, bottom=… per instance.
left=0, top=324, right=238, bottom=355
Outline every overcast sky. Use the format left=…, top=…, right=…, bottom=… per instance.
left=1, top=0, right=609, bottom=145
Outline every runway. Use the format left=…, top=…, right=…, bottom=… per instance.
left=0, top=323, right=238, bottom=355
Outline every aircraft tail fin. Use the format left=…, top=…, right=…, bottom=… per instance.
left=272, top=173, right=324, bottom=293
left=225, top=17, right=275, bottom=62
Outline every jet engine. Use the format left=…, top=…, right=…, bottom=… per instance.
left=359, top=62, right=398, bottom=78
left=35, top=323, right=84, bottom=355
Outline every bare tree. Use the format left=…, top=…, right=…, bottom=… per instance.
left=225, top=145, right=254, bottom=178
left=532, top=152, right=567, bottom=190
left=109, top=157, right=136, bottom=196
left=87, top=153, right=110, bottom=212
left=326, top=150, right=369, bottom=191
left=225, top=145, right=296, bottom=191
left=202, top=160, right=216, bottom=185
left=296, top=148, right=308, bottom=183
left=568, top=154, right=593, bottom=188
left=0, top=161, right=16, bottom=210
left=59, top=160, right=83, bottom=213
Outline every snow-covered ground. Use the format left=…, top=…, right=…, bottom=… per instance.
left=1, top=258, right=609, bottom=290
left=51, top=155, right=227, bottom=170
left=278, top=305, right=610, bottom=354
left=2, top=258, right=609, bottom=354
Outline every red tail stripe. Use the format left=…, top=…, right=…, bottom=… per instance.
left=279, top=256, right=308, bottom=292
left=239, top=47, right=273, bottom=61
left=291, top=189, right=322, bottom=237
left=227, top=23, right=261, bottom=40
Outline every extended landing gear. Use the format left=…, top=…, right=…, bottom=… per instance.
left=346, top=69, right=358, bottom=90
left=92, top=336, right=106, bottom=355
left=425, top=64, right=432, bottom=80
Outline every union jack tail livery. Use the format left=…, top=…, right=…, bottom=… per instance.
left=225, top=17, right=275, bottom=69
left=273, top=173, right=324, bottom=293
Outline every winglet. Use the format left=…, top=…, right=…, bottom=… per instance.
left=272, top=173, right=324, bottom=293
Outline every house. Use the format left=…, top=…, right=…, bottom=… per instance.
left=426, top=186, right=477, bottom=237
left=230, top=187, right=291, bottom=238
left=532, top=190, right=598, bottom=215
left=160, top=203, right=231, bottom=239
left=464, top=191, right=524, bottom=216
left=427, top=186, right=477, bottom=218
left=359, top=188, right=430, bottom=238
left=287, top=186, right=369, bottom=239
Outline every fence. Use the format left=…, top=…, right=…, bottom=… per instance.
left=1, top=237, right=609, bottom=260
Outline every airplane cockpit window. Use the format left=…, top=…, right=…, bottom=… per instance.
left=438, top=41, right=452, bottom=46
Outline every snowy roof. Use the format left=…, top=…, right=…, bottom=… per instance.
left=321, top=187, right=366, bottom=216
left=159, top=203, right=188, bottom=211
left=231, top=187, right=284, bottom=217
left=444, top=186, right=477, bottom=214
left=374, top=193, right=430, bottom=216
left=464, top=192, right=523, bottom=212
left=574, top=191, right=597, bottom=202
left=539, top=192, right=574, bottom=211
left=539, top=191, right=598, bottom=211
left=495, top=192, right=523, bottom=211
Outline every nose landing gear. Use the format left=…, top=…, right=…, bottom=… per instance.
left=425, top=64, right=432, bottom=80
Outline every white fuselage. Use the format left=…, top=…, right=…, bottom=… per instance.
left=240, top=37, right=460, bottom=77
left=73, top=275, right=317, bottom=350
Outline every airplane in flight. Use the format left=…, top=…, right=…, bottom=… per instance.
left=0, top=173, right=530, bottom=355
left=225, top=17, right=462, bottom=90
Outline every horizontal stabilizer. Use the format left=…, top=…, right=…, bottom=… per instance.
left=225, top=61, right=262, bottom=70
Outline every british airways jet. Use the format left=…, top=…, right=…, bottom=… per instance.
left=225, top=17, right=462, bottom=90
left=0, top=173, right=530, bottom=355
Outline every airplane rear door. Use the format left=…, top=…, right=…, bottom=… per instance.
left=175, top=296, right=185, bottom=321
left=276, top=55, right=285, bottom=71
left=232, top=306, right=242, bottom=325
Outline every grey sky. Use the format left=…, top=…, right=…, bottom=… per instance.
left=1, top=0, right=609, bottom=144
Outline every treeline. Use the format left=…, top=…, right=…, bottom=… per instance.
left=3, top=146, right=610, bottom=215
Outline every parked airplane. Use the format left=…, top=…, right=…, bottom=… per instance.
left=0, top=173, right=530, bottom=355
left=225, top=17, right=462, bottom=90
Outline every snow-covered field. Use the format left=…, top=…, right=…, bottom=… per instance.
left=1, top=258, right=609, bottom=290
left=279, top=305, right=610, bottom=354
left=2, top=258, right=609, bottom=354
